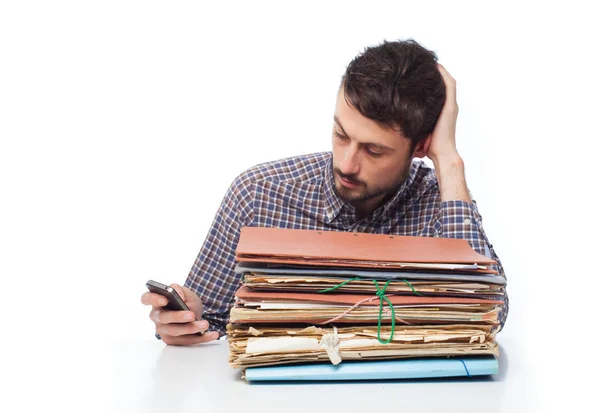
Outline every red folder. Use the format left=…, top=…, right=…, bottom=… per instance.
left=235, top=227, right=496, bottom=272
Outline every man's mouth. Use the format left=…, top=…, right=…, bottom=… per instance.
left=338, top=175, right=360, bottom=189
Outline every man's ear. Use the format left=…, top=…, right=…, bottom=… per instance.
left=412, top=134, right=432, bottom=158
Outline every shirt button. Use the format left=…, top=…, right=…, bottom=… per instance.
left=352, top=228, right=358, bottom=233
left=464, top=218, right=472, bottom=225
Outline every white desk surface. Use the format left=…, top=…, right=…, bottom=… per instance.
left=111, top=335, right=542, bottom=413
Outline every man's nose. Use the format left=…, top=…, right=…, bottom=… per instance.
left=339, top=145, right=360, bottom=176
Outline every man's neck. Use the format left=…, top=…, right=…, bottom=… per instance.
left=353, top=193, right=388, bottom=221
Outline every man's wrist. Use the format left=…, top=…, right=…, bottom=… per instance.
left=430, top=150, right=462, bottom=171
left=431, top=153, right=470, bottom=202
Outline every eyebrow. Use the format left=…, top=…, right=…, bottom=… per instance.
left=333, top=115, right=395, bottom=151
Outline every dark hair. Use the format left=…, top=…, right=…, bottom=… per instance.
left=342, top=39, right=445, bottom=147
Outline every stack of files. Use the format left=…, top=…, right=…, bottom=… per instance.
left=227, top=227, right=506, bottom=380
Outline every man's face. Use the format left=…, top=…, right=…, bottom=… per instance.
left=331, top=87, right=416, bottom=210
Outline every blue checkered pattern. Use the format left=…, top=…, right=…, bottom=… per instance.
left=185, top=152, right=508, bottom=335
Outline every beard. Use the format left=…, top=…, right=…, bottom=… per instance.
left=332, top=165, right=409, bottom=206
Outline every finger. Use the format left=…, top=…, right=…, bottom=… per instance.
left=437, top=64, right=456, bottom=103
left=170, top=283, right=186, bottom=301
left=182, top=286, right=200, bottom=302
left=161, top=331, right=220, bottom=346
left=170, top=284, right=203, bottom=316
left=437, top=63, right=455, bottom=82
left=153, top=309, right=201, bottom=324
left=141, top=292, right=168, bottom=307
left=181, top=286, right=204, bottom=316
left=156, top=320, right=209, bottom=337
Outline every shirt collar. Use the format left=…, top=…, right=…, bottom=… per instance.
left=322, top=154, right=345, bottom=223
left=322, top=154, right=422, bottom=224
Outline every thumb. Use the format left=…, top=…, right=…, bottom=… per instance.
left=169, top=283, right=187, bottom=301
left=170, top=283, right=203, bottom=318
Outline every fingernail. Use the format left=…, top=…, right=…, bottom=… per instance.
left=184, top=313, right=194, bottom=321
left=159, top=299, right=167, bottom=306
left=199, top=321, right=208, bottom=329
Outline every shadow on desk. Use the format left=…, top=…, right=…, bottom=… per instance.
left=146, top=341, right=224, bottom=413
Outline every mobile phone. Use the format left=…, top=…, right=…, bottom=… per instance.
left=146, top=280, right=195, bottom=316
left=146, top=280, right=204, bottom=336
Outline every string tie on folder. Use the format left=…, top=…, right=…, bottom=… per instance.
left=318, top=277, right=361, bottom=293
left=402, top=279, right=424, bottom=296
left=320, top=295, right=379, bottom=323
left=318, top=279, right=411, bottom=343
left=318, top=295, right=410, bottom=326
left=318, top=278, right=424, bottom=297
left=374, top=279, right=395, bottom=344
left=319, top=326, right=341, bottom=365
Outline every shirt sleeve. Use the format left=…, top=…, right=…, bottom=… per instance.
left=428, top=199, right=509, bottom=330
left=183, top=174, right=254, bottom=336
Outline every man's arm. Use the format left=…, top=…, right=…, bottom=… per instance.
left=423, top=64, right=499, bottom=258
left=432, top=155, right=469, bottom=203
left=424, top=64, right=508, bottom=329
left=426, top=64, right=468, bottom=202
left=183, top=174, right=254, bottom=336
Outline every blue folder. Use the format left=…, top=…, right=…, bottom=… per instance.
left=245, top=357, right=498, bottom=381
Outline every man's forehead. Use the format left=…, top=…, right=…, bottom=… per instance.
left=333, top=92, right=407, bottom=149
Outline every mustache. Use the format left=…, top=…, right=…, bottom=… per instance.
left=334, top=168, right=364, bottom=186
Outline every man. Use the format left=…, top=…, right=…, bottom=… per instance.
left=141, top=39, right=508, bottom=345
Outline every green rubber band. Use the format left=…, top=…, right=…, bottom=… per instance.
left=317, top=277, right=426, bottom=344
left=317, top=277, right=361, bottom=293
left=402, top=279, right=424, bottom=296
left=373, top=279, right=395, bottom=344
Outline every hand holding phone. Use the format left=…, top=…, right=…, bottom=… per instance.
left=146, top=280, right=196, bottom=314
left=141, top=280, right=219, bottom=345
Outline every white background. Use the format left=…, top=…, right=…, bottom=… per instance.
left=1, top=1, right=598, bottom=412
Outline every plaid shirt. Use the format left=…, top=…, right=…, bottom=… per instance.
left=185, top=152, right=508, bottom=335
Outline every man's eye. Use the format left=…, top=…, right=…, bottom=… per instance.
left=334, top=131, right=348, bottom=140
left=366, top=147, right=383, bottom=157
